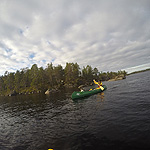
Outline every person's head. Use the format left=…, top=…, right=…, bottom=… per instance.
left=98, top=80, right=101, bottom=83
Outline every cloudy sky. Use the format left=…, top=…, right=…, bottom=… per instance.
left=0, top=0, right=150, bottom=75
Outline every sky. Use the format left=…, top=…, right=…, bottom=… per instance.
left=0, top=0, right=150, bottom=75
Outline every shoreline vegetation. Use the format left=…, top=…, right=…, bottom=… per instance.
left=0, top=62, right=128, bottom=96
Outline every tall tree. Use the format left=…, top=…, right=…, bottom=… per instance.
left=53, top=64, right=64, bottom=86
left=45, top=63, right=54, bottom=88
left=0, top=76, right=5, bottom=93
left=93, top=67, right=99, bottom=80
left=38, top=67, right=47, bottom=91
left=14, top=70, right=22, bottom=92
left=82, top=65, right=93, bottom=83
left=19, top=68, right=31, bottom=90
left=30, top=64, right=39, bottom=89
left=64, top=62, right=80, bottom=86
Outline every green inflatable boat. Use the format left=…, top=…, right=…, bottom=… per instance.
left=71, top=85, right=107, bottom=100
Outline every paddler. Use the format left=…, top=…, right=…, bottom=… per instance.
left=78, top=85, right=84, bottom=92
left=93, top=79, right=104, bottom=90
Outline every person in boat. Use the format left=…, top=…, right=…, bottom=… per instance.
left=78, top=85, right=84, bottom=92
left=93, top=79, right=104, bottom=90
left=80, top=88, right=84, bottom=92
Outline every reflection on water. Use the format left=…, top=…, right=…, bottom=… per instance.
left=96, top=92, right=105, bottom=101
left=0, top=71, right=150, bottom=150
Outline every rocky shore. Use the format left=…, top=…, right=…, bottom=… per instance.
left=108, top=75, right=126, bottom=81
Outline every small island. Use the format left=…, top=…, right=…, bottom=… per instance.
left=0, top=62, right=127, bottom=96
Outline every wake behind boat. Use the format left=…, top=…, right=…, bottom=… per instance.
left=71, top=85, right=107, bottom=100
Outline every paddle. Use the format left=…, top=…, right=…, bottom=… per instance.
left=100, top=86, right=104, bottom=90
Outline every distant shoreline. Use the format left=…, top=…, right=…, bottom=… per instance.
left=127, top=68, right=150, bottom=75
left=107, top=68, right=150, bottom=82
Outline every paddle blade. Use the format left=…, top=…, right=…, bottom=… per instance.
left=100, top=86, right=104, bottom=90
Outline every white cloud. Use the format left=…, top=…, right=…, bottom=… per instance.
left=0, top=0, right=150, bottom=75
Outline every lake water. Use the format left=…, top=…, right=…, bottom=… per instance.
left=0, top=71, right=150, bottom=150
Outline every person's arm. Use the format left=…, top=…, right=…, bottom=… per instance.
left=93, top=79, right=98, bottom=85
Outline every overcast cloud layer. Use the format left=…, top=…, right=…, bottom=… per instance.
left=0, top=0, right=150, bottom=75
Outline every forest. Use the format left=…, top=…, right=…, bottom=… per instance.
left=0, top=62, right=127, bottom=96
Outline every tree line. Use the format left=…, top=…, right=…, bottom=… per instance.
left=0, top=62, right=127, bottom=96
left=127, top=68, right=150, bottom=75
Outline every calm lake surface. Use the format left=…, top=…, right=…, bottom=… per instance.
left=0, top=71, right=150, bottom=150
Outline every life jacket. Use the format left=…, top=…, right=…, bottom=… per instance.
left=98, top=82, right=102, bottom=87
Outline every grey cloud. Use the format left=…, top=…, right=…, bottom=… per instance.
left=0, top=0, right=150, bottom=75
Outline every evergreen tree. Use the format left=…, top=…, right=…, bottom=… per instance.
left=30, top=64, right=39, bottom=89
left=45, top=63, right=54, bottom=88
left=82, top=65, right=93, bottom=83
left=64, top=62, right=80, bottom=86
left=93, top=67, right=99, bottom=80
left=38, top=67, right=47, bottom=91
left=14, top=70, right=22, bottom=92
left=53, top=64, right=64, bottom=86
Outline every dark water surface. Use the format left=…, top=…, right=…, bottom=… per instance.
left=0, top=71, right=150, bottom=150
